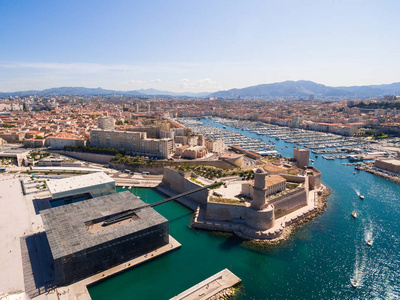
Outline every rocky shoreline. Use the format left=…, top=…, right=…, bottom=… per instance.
left=197, top=185, right=331, bottom=250
left=356, top=165, right=400, bottom=183
left=207, top=284, right=243, bottom=300
left=243, top=185, right=330, bottom=248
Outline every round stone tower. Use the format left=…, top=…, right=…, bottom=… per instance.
left=251, top=168, right=268, bottom=209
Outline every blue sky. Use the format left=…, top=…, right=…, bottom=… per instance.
left=1, top=0, right=399, bottom=92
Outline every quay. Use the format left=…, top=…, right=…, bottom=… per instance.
left=58, top=236, right=181, bottom=300
left=356, top=164, right=400, bottom=183
left=170, top=269, right=241, bottom=300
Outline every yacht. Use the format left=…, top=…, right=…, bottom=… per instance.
left=351, top=279, right=359, bottom=288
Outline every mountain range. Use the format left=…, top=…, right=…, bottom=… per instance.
left=1, top=80, right=400, bottom=99
left=209, top=80, right=400, bottom=99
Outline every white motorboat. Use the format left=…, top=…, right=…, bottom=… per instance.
left=351, top=211, right=357, bottom=218
left=351, top=279, right=359, bottom=288
left=359, top=194, right=365, bottom=200
left=366, top=239, right=373, bottom=246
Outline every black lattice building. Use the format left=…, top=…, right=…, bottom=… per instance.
left=41, top=191, right=169, bottom=285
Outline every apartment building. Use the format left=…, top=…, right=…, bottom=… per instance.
left=90, top=129, right=174, bottom=158
left=205, top=139, right=225, bottom=153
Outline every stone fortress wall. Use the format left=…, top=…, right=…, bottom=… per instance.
left=162, top=165, right=319, bottom=240
left=162, top=167, right=210, bottom=206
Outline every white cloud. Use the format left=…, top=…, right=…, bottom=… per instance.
left=179, top=78, right=223, bottom=92
left=121, top=79, right=164, bottom=89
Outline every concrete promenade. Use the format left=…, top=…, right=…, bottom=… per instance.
left=170, top=269, right=241, bottom=300
left=0, top=177, right=44, bottom=300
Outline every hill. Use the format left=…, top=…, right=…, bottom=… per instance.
left=209, top=80, right=400, bottom=99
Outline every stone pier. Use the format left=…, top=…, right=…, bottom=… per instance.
left=170, top=268, right=241, bottom=300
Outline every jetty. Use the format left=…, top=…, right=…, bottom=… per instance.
left=170, top=268, right=241, bottom=300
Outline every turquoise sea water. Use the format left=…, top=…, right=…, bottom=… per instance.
left=89, top=119, right=400, bottom=299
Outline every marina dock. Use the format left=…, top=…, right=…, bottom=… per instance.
left=170, top=269, right=241, bottom=300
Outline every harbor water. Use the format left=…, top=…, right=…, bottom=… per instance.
left=89, top=118, right=400, bottom=299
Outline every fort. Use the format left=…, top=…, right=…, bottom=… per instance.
left=160, top=148, right=326, bottom=241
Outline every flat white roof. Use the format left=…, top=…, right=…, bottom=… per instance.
left=47, top=172, right=115, bottom=195
left=32, top=166, right=108, bottom=173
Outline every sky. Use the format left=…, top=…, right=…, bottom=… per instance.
left=1, top=0, right=400, bottom=93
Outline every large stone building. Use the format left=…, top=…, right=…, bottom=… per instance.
left=373, top=159, right=400, bottom=174
left=47, top=136, right=86, bottom=149
left=90, top=129, right=174, bottom=158
left=98, top=116, right=115, bottom=130
left=41, top=191, right=169, bottom=285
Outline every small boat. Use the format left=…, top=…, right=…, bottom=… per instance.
left=353, top=172, right=356, bottom=175
left=359, top=194, right=365, bottom=200
left=351, top=211, right=357, bottom=218
left=351, top=279, right=359, bottom=288
left=366, top=239, right=373, bottom=246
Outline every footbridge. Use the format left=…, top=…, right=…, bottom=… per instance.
left=103, top=182, right=222, bottom=226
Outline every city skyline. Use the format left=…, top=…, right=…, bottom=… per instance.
left=1, top=0, right=400, bottom=92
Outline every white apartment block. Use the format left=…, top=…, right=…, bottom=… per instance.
left=206, top=139, right=225, bottom=153
left=90, top=129, right=174, bottom=158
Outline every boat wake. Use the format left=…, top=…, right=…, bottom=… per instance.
left=364, top=218, right=374, bottom=245
left=351, top=185, right=360, bottom=197
left=351, top=249, right=367, bottom=288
